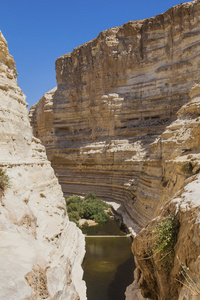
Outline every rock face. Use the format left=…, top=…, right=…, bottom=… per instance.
left=131, top=175, right=200, bottom=300
left=30, top=0, right=200, bottom=233
left=126, top=80, right=200, bottom=300
left=30, top=0, right=200, bottom=299
left=0, top=31, right=86, bottom=300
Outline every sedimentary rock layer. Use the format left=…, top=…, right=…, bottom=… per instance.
left=127, top=80, right=200, bottom=299
left=0, top=31, right=86, bottom=300
left=30, top=1, right=200, bottom=299
left=30, top=0, right=200, bottom=233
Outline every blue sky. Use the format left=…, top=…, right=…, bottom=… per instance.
left=1, top=0, right=191, bottom=108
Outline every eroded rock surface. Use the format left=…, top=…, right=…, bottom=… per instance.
left=0, top=31, right=86, bottom=300
left=127, top=79, right=200, bottom=300
left=132, top=173, right=200, bottom=300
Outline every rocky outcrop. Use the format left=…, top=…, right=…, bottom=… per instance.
left=127, top=80, right=200, bottom=299
left=131, top=174, right=200, bottom=300
left=0, top=31, right=86, bottom=299
left=30, top=0, right=200, bottom=234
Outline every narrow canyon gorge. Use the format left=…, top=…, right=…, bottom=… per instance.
left=30, top=0, right=200, bottom=233
left=0, top=0, right=200, bottom=299
left=30, top=0, right=200, bottom=299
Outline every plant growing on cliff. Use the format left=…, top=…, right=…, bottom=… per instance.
left=152, top=214, right=179, bottom=269
left=0, top=168, right=10, bottom=192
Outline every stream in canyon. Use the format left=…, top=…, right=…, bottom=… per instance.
left=82, top=219, right=135, bottom=300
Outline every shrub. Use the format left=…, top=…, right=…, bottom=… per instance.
left=85, top=192, right=96, bottom=200
left=67, top=202, right=79, bottom=212
left=66, top=195, right=82, bottom=205
left=66, top=193, right=110, bottom=225
left=68, top=211, right=80, bottom=226
left=152, top=214, right=179, bottom=269
left=82, top=221, right=89, bottom=228
left=93, top=212, right=109, bottom=223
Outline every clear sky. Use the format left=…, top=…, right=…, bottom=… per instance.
left=1, top=0, right=191, bottom=108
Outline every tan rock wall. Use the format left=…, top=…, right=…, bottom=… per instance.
left=0, top=31, right=86, bottom=300
left=132, top=173, right=200, bottom=300
left=128, top=79, right=200, bottom=299
left=29, top=1, right=200, bottom=299
left=30, top=0, right=200, bottom=233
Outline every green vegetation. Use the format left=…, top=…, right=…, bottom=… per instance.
left=0, top=168, right=10, bottom=192
left=66, top=192, right=110, bottom=226
left=152, top=214, right=179, bottom=269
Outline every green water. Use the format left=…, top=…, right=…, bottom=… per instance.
left=82, top=220, right=135, bottom=300
left=82, top=218, right=126, bottom=236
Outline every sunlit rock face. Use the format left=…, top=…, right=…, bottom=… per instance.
left=30, top=0, right=200, bottom=234
left=29, top=1, right=200, bottom=299
left=0, top=31, right=86, bottom=300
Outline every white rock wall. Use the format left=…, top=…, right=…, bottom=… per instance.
left=0, top=31, right=86, bottom=300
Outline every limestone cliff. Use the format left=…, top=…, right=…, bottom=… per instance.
left=30, top=0, right=200, bottom=234
left=0, top=31, right=86, bottom=300
left=30, top=0, right=200, bottom=299
left=128, top=172, right=200, bottom=300
left=126, top=81, right=200, bottom=299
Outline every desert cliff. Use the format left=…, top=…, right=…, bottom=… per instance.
left=0, top=31, right=86, bottom=299
left=30, top=0, right=200, bottom=230
left=30, top=0, right=200, bottom=299
left=126, top=82, right=200, bottom=299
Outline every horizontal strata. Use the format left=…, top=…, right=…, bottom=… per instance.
left=30, top=0, right=200, bottom=231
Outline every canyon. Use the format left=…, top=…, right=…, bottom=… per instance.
left=30, top=0, right=200, bottom=299
left=0, top=0, right=200, bottom=299
left=0, top=31, right=86, bottom=299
